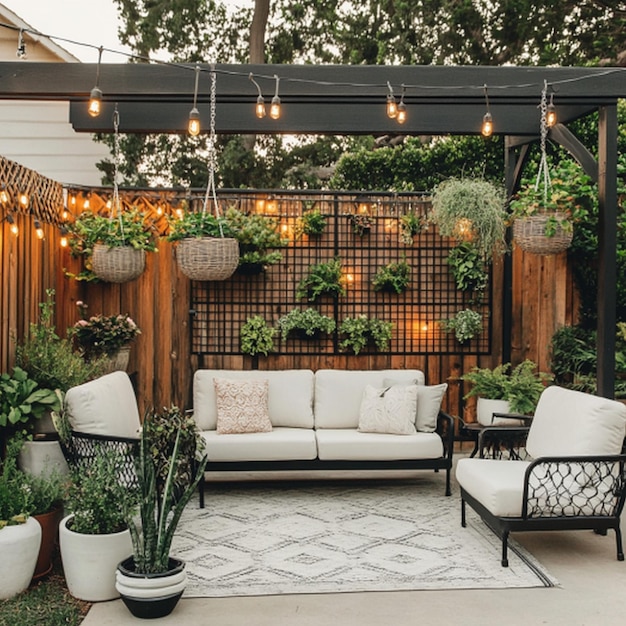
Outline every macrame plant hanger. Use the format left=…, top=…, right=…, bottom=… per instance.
left=535, top=80, right=551, bottom=207
left=175, top=65, right=239, bottom=281
left=91, top=105, right=147, bottom=282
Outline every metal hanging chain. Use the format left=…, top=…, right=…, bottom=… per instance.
left=111, top=104, right=125, bottom=238
left=202, top=64, right=225, bottom=237
left=534, top=80, right=551, bottom=205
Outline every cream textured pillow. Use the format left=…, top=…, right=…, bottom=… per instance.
left=214, top=377, right=272, bottom=434
left=383, top=378, right=447, bottom=432
left=358, top=384, right=418, bottom=435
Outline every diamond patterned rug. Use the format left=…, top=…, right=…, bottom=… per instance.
left=173, top=475, right=557, bottom=597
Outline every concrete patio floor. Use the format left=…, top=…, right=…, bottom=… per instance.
left=82, top=462, right=626, bottom=626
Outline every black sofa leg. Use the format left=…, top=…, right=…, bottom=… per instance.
left=461, top=499, right=466, bottom=528
left=198, top=474, right=205, bottom=509
left=615, top=525, right=624, bottom=561
left=445, top=468, right=451, bottom=496
left=501, top=530, right=509, bottom=567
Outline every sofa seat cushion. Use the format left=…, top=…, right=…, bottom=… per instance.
left=193, top=369, right=315, bottom=431
left=456, top=458, right=530, bottom=517
left=315, top=428, right=443, bottom=461
left=315, top=369, right=425, bottom=429
left=202, top=427, right=317, bottom=462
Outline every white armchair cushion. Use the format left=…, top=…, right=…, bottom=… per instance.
left=64, top=371, right=141, bottom=439
left=526, top=386, right=626, bottom=457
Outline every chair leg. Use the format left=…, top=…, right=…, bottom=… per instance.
left=615, top=525, right=624, bottom=561
left=461, top=499, right=466, bottom=527
left=501, top=530, right=509, bottom=567
left=198, top=475, right=205, bottom=509
left=445, top=468, right=451, bottom=496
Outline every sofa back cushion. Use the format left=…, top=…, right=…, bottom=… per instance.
left=314, top=369, right=425, bottom=429
left=64, top=371, right=141, bottom=439
left=526, top=385, right=626, bottom=457
left=193, top=369, right=315, bottom=431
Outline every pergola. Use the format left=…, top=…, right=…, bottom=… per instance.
left=1, top=62, right=624, bottom=396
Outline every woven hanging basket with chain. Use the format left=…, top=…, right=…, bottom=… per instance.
left=92, top=244, right=146, bottom=283
left=512, top=213, right=573, bottom=255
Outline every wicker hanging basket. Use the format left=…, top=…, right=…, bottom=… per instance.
left=512, top=213, right=573, bottom=256
left=92, top=244, right=146, bottom=283
left=176, top=237, right=239, bottom=281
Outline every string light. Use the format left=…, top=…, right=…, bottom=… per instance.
left=481, top=85, right=493, bottom=137
left=34, top=218, right=44, bottom=239
left=545, top=90, right=557, bottom=127
left=16, top=29, right=26, bottom=58
left=249, top=73, right=266, bottom=119
left=19, top=191, right=29, bottom=209
left=6, top=213, right=18, bottom=236
left=0, top=185, right=8, bottom=204
left=396, top=85, right=407, bottom=124
left=386, top=82, right=397, bottom=119
left=269, top=75, right=281, bottom=120
left=187, top=65, right=201, bottom=136
left=88, top=46, right=104, bottom=117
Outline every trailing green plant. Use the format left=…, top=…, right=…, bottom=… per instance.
left=508, top=159, right=593, bottom=235
left=15, top=289, right=108, bottom=392
left=296, top=257, right=346, bottom=301
left=226, top=208, right=288, bottom=269
left=125, top=407, right=207, bottom=574
left=430, top=177, right=507, bottom=260
left=339, top=315, right=393, bottom=355
left=349, top=213, right=373, bottom=236
left=240, top=315, right=277, bottom=357
left=297, top=208, right=327, bottom=237
left=165, top=210, right=234, bottom=242
left=446, top=243, right=489, bottom=297
left=462, top=360, right=552, bottom=415
left=277, top=308, right=336, bottom=341
left=399, top=212, right=422, bottom=245
left=549, top=325, right=598, bottom=385
left=440, top=309, right=483, bottom=344
left=372, top=255, right=411, bottom=294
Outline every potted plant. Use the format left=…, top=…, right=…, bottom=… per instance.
left=166, top=209, right=239, bottom=281
left=226, top=208, right=288, bottom=273
left=296, top=257, right=346, bottom=302
left=115, top=406, right=207, bottom=619
left=509, top=160, right=592, bottom=255
left=372, top=256, right=411, bottom=294
left=297, top=208, right=327, bottom=238
left=446, top=242, right=489, bottom=299
left=348, top=212, right=373, bottom=237
left=240, top=315, right=277, bottom=357
left=440, top=309, right=483, bottom=344
left=66, top=208, right=158, bottom=283
left=277, top=308, right=336, bottom=341
left=339, top=315, right=393, bottom=355
left=430, top=177, right=507, bottom=260
left=462, top=360, right=552, bottom=425
left=399, top=212, right=422, bottom=245
left=0, top=443, right=41, bottom=600
left=72, top=302, right=141, bottom=373
left=59, top=443, right=134, bottom=602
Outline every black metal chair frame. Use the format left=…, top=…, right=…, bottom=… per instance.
left=460, top=425, right=626, bottom=566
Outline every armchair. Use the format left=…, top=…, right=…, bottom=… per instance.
left=456, top=386, right=626, bottom=566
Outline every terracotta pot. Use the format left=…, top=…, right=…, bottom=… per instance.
left=32, top=505, right=64, bottom=581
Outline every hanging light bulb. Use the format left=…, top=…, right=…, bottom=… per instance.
left=59, top=226, right=68, bottom=248
left=19, top=191, right=29, bottom=209
left=88, top=47, right=104, bottom=117
left=270, top=75, right=281, bottom=120
left=386, top=82, right=397, bottom=119
left=83, top=198, right=90, bottom=210
left=6, top=213, right=18, bottom=236
left=188, top=65, right=201, bottom=136
left=0, top=185, right=8, bottom=204
left=481, top=85, right=493, bottom=137
left=545, top=92, right=557, bottom=128
left=396, top=85, right=407, bottom=124
left=249, top=73, right=266, bottom=119
left=34, top=218, right=44, bottom=239
left=16, top=29, right=26, bottom=59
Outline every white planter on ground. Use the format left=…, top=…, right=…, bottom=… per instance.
left=18, top=440, right=69, bottom=477
left=0, top=517, right=42, bottom=599
left=59, top=514, right=132, bottom=602
left=476, top=398, right=524, bottom=426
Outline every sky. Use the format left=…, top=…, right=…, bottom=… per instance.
left=2, top=0, right=249, bottom=62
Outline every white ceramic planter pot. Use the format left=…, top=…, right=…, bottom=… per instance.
left=477, top=398, right=514, bottom=426
left=0, top=517, right=42, bottom=600
left=116, top=557, right=187, bottom=619
left=18, top=440, right=69, bottom=477
left=59, top=514, right=133, bottom=602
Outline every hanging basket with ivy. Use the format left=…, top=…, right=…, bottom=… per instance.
left=92, top=243, right=146, bottom=283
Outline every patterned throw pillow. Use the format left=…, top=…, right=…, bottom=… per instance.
left=383, top=378, right=448, bottom=433
left=214, top=377, right=272, bottom=434
left=357, top=384, right=418, bottom=435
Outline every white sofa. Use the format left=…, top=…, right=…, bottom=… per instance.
left=192, top=369, right=455, bottom=506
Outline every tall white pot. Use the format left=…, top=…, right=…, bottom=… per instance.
left=0, top=517, right=41, bottom=599
left=18, top=440, right=69, bottom=477
left=477, top=398, right=514, bottom=426
left=59, top=514, right=132, bottom=602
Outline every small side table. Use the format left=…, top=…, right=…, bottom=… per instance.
left=459, top=414, right=532, bottom=459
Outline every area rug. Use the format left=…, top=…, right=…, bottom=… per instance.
left=172, top=475, right=558, bottom=597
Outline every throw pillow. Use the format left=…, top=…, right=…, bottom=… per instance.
left=383, top=378, right=447, bottom=432
left=358, top=384, right=418, bottom=435
left=214, top=377, right=272, bottom=434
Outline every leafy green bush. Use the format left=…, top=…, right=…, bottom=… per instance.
left=446, top=243, right=489, bottom=296
left=296, top=258, right=346, bottom=301
left=440, top=309, right=483, bottom=344
left=339, top=315, right=393, bottom=354
left=372, top=256, right=411, bottom=294
left=277, top=308, right=336, bottom=341
left=240, top=315, right=277, bottom=356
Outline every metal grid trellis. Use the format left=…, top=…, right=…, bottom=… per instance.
left=190, top=190, right=492, bottom=356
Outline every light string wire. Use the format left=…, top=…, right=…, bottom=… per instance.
left=1, top=21, right=625, bottom=95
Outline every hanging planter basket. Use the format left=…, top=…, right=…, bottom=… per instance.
left=512, top=213, right=573, bottom=255
left=92, top=244, right=146, bottom=283
left=176, top=237, right=239, bottom=281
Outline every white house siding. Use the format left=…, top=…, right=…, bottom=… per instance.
left=0, top=5, right=110, bottom=186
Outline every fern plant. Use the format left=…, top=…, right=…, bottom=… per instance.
left=296, top=258, right=346, bottom=302
left=372, top=256, right=411, bottom=294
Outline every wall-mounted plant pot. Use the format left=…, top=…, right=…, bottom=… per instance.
left=237, top=262, right=265, bottom=275
left=92, top=244, right=146, bottom=283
